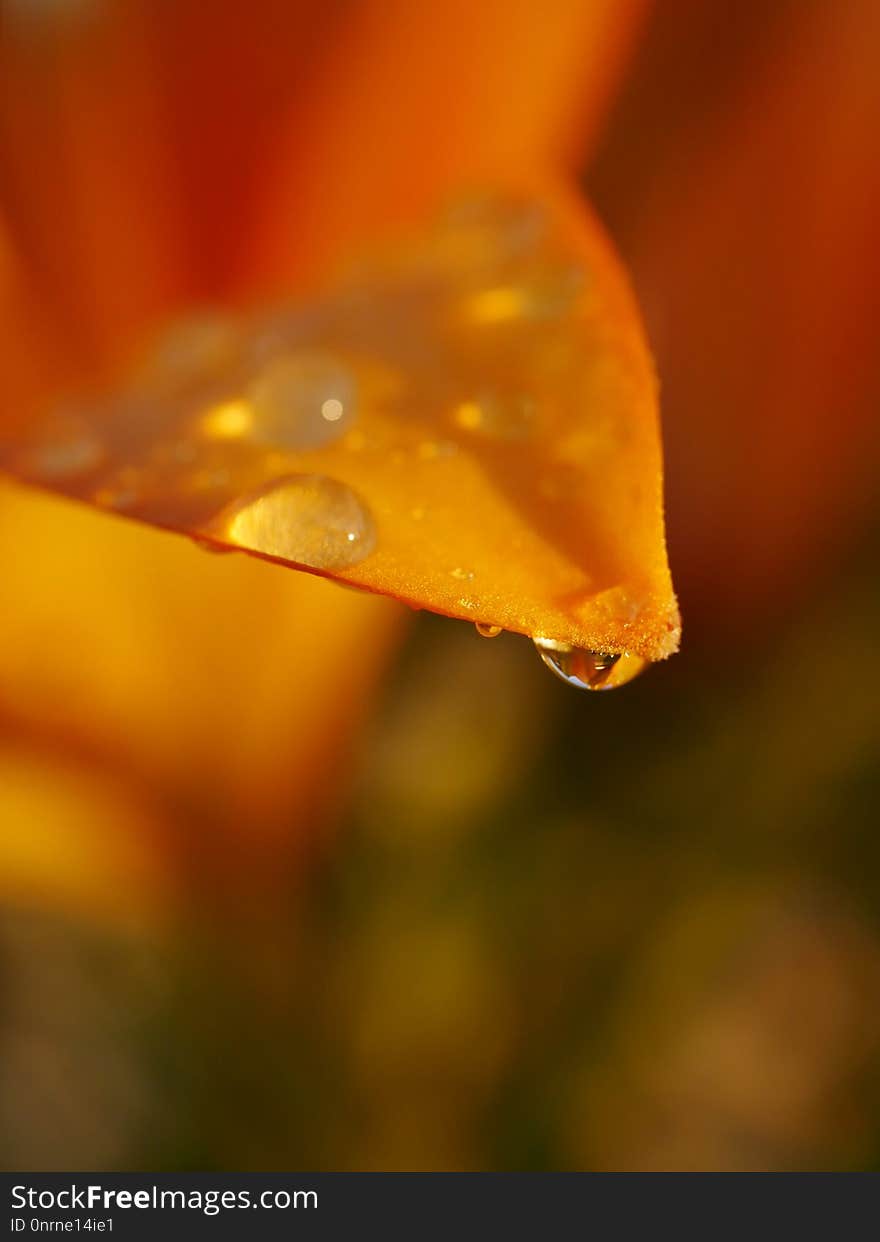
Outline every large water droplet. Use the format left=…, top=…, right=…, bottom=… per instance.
left=220, top=474, right=376, bottom=571
left=246, top=350, right=356, bottom=449
left=533, top=637, right=645, bottom=691
left=475, top=622, right=502, bottom=638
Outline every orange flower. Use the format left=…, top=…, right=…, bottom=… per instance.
left=0, top=1, right=656, bottom=919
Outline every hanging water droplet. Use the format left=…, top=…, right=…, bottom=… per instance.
left=219, top=474, right=376, bottom=571
left=475, top=622, right=502, bottom=638
left=533, top=637, right=645, bottom=691
left=246, top=350, right=356, bottom=450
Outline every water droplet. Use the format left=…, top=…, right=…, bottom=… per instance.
left=221, top=474, right=376, bottom=571
left=450, top=567, right=474, bottom=581
left=475, top=622, right=502, bottom=638
left=246, top=350, right=356, bottom=449
left=533, top=637, right=646, bottom=691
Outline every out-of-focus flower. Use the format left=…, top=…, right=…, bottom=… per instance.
left=588, top=0, right=880, bottom=636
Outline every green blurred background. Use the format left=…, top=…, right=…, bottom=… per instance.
left=3, top=530, right=880, bottom=1171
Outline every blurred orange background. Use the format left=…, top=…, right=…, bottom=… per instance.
left=1, top=0, right=879, bottom=1171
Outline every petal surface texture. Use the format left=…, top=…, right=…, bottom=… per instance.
left=0, top=184, right=678, bottom=661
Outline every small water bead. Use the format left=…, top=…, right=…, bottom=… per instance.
left=532, top=637, right=646, bottom=691
left=475, top=622, right=503, bottom=638
left=221, top=474, right=376, bottom=571
left=245, top=350, right=357, bottom=450
left=321, top=398, right=344, bottom=422
left=450, top=567, right=475, bottom=581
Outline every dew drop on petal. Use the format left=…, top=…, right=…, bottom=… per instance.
left=219, top=474, right=376, bottom=571
left=475, top=622, right=503, bottom=638
left=532, top=637, right=646, bottom=691
left=246, top=351, right=356, bottom=450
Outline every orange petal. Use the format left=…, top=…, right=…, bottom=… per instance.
left=588, top=0, right=880, bottom=631
left=0, top=1, right=185, bottom=369
left=0, top=742, right=172, bottom=930
left=138, top=0, right=336, bottom=298
left=248, top=0, right=649, bottom=289
left=0, top=180, right=679, bottom=663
